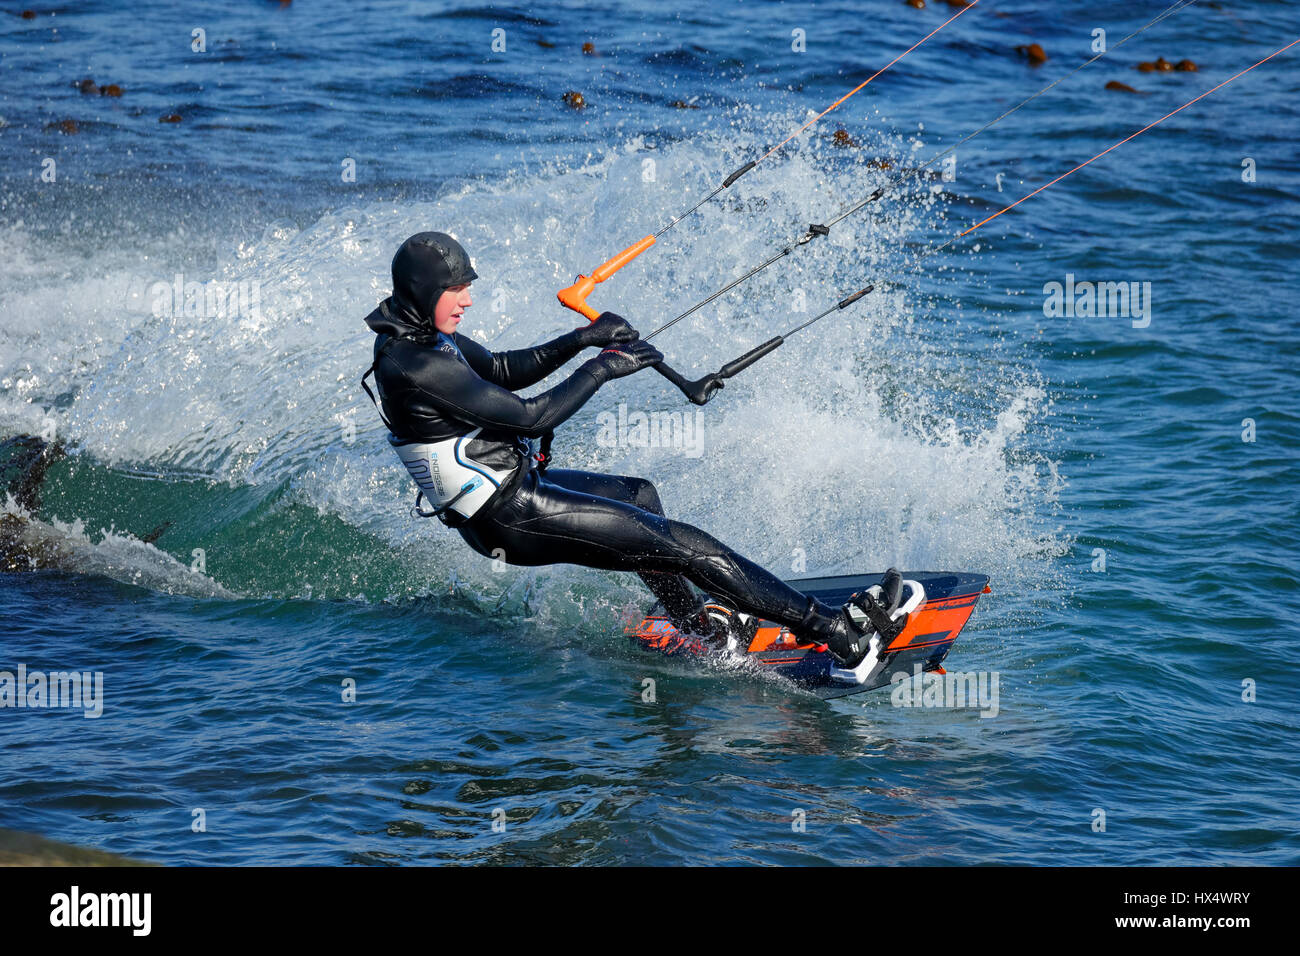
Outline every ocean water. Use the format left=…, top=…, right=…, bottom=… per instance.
left=1, top=0, right=1297, bottom=865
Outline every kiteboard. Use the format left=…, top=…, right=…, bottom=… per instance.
left=629, top=570, right=990, bottom=699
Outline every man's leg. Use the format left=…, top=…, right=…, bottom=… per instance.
left=541, top=469, right=703, bottom=623
left=462, top=471, right=834, bottom=637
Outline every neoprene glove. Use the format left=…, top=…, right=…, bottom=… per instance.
left=577, top=312, right=640, bottom=348
left=582, top=340, right=664, bottom=382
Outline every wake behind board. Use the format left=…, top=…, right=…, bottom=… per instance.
left=629, top=571, right=990, bottom=699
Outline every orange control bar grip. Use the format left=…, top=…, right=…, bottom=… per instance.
left=557, top=235, right=656, bottom=321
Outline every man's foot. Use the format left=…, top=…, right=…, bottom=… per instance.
left=823, top=568, right=909, bottom=668
left=849, top=568, right=908, bottom=642
left=694, top=601, right=756, bottom=650
left=821, top=608, right=876, bottom=668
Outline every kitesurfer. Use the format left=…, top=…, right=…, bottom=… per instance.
left=362, top=232, right=891, bottom=666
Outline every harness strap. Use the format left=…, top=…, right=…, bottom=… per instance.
left=536, top=430, right=555, bottom=474
left=411, top=481, right=477, bottom=521
left=361, top=335, right=399, bottom=431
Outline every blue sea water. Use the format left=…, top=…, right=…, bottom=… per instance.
left=1, top=0, right=1297, bottom=865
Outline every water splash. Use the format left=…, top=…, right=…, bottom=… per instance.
left=0, top=115, right=1065, bottom=618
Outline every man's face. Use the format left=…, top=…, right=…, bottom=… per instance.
left=433, top=283, right=473, bottom=334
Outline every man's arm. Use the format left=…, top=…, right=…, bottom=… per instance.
left=455, top=331, right=586, bottom=391
left=455, top=313, right=639, bottom=390
left=384, top=338, right=663, bottom=438
left=386, top=346, right=601, bottom=437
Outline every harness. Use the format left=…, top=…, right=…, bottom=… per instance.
left=361, top=335, right=552, bottom=525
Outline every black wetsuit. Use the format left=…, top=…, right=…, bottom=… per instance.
left=362, top=296, right=838, bottom=639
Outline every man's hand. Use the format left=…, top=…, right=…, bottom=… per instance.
left=579, top=312, right=640, bottom=348
left=585, top=340, right=664, bottom=381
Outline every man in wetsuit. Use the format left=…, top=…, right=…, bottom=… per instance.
left=362, top=231, right=881, bottom=666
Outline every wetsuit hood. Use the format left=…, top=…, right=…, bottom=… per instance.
left=374, top=231, right=479, bottom=335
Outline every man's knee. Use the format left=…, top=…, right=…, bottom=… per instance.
left=625, top=476, right=664, bottom=514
